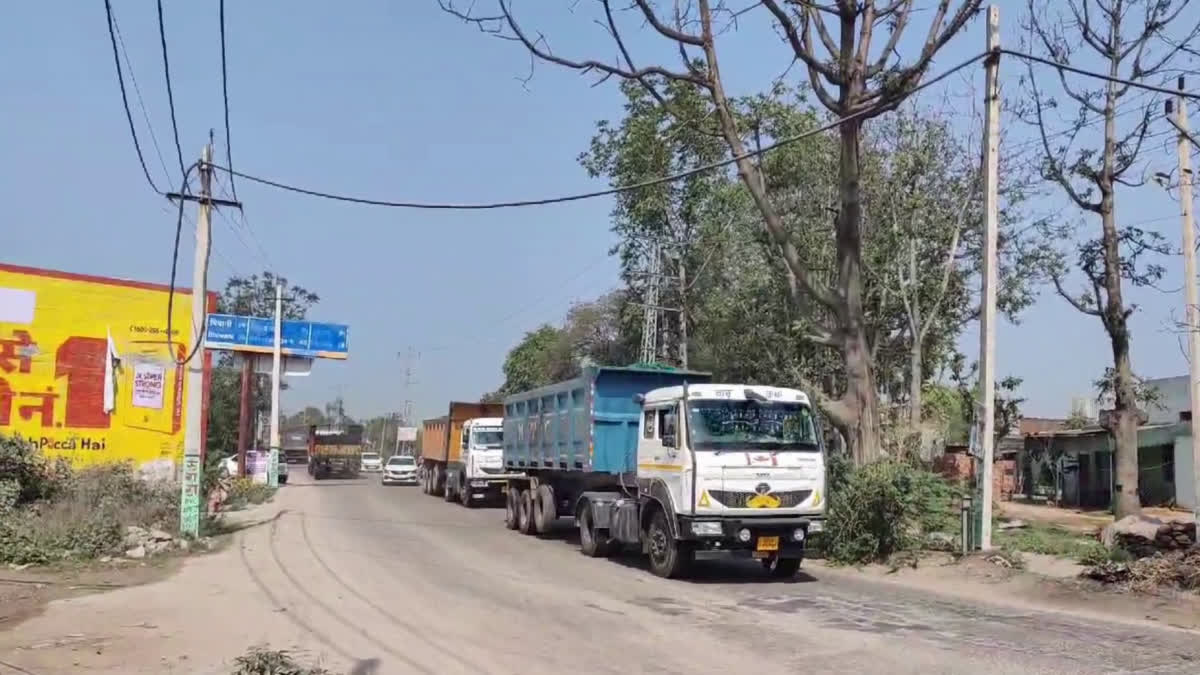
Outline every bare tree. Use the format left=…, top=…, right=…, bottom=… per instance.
left=1020, top=0, right=1199, bottom=517
left=440, top=0, right=981, bottom=464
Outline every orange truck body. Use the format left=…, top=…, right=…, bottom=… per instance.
left=420, top=401, right=503, bottom=465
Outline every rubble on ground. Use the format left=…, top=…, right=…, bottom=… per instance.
left=121, top=525, right=210, bottom=559
left=1081, top=545, right=1200, bottom=593
left=1100, top=515, right=1196, bottom=558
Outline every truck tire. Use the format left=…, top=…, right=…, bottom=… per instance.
left=763, top=557, right=802, bottom=579
left=443, top=473, right=457, bottom=502
left=578, top=501, right=612, bottom=558
left=517, top=489, right=536, bottom=535
left=647, top=509, right=692, bottom=579
left=504, top=488, right=520, bottom=530
left=533, top=484, right=556, bottom=534
left=459, top=474, right=474, bottom=507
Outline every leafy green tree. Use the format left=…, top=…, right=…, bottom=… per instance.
left=441, top=0, right=982, bottom=465
left=205, top=272, right=320, bottom=457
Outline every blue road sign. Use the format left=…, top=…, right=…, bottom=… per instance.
left=204, top=314, right=349, bottom=359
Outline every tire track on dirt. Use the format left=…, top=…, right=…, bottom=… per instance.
left=237, top=515, right=359, bottom=667
left=297, top=512, right=493, bottom=672
left=264, top=515, right=434, bottom=674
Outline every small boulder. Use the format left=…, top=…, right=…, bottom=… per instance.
left=926, top=532, right=956, bottom=551
left=149, top=528, right=173, bottom=542
left=123, top=525, right=149, bottom=548
left=997, top=519, right=1027, bottom=531
left=125, top=545, right=147, bottom=560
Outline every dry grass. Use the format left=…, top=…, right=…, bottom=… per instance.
left=1082, top=547, right=1200, bottom=593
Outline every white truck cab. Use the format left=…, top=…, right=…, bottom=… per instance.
left=626, top=383, right=826, bottom=576
left=445, top=417, right=524, bottom=507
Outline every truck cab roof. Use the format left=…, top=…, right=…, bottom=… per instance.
left=464, top=417, right=503, bottom=428
left=642, top=384, right=811, bottom=407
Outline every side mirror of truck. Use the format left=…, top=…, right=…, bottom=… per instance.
left=632, top=393, right=645, bottom=404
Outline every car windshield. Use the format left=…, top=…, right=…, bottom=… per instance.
left=362, top=453, right=380, bottom=461
left=387, top=457, right=414, bottom=466
left=472, top=428, right=503, bottom=448
left=687, top=399, right=820, bottom=451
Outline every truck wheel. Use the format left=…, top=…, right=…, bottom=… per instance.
left=533, top=484, right=556, bottom=534
left=763, top=557, right=802, bottom=579
left=578, top=502, right=612, bottom=558
left=517, top=489, right=536, bottom=535
left=443, top=474, right=457, bottom=502
left=460, top=476, right=475, bottom=508
left=647, top=509, right=691, bottom=579
left=504, top=488, right=520, bottom=530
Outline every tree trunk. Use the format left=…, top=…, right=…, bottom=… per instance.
left=1099, top=55, right=1140, bottom=518
left=909, top=338, right=923, bottom=430
left=837, top=119, right=881, bottom=464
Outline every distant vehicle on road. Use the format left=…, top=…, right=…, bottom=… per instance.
left=381, top=455, right=418, bottom=485
left=420, top=402, right=522, bottom=507
left=308, top=424, right=364, bottom=480
left=360, top=452, right=383, bottom=473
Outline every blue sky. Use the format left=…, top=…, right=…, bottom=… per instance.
left=2, top=2, right=1197, bottom=423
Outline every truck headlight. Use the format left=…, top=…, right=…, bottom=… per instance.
left=808, top=521, right=824, bottom=533
left=792, top=527, right=806, bottom=542
left=690, top=521, right=722, bottom=537
left=737, top=528, right=752, bottom=542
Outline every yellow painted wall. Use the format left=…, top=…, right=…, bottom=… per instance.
left=0, top=264, right=214, bottom=473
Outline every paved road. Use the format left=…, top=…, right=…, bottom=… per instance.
left=4, top=470, right=1200, bottom=674
left=241, top=472, right=1200, bottom=674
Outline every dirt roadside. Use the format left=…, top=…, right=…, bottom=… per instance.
left=808, top=552, right=1200, bottom=632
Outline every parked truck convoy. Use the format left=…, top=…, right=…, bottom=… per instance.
left=307, top=423, right=365, bottom=480
left=419, top=402, right=523, bottom=507
left=498, top=365, right=827, bottom=579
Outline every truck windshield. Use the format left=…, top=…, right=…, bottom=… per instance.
left=472, top=428, right=503, bottom=448
left=687, top=400, right=820, bottom=451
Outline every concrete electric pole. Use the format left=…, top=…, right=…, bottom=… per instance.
left=268, top=280, right=283, bottom=487
left=1167, top=78, right=1200, bottom=522
left=978, top=5, right=1001, bottom=551
left=179, top=143, right=213, bottom=538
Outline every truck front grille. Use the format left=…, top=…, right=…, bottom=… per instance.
left=480, top=466, right=505, bottom=475
left=708, top=489, right=812, bottom=508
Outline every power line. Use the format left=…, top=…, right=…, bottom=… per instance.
left=165, top=162, right=206, bottom=366
left=103, top=0, right=162, bottom=195
left=1004, top=48, right=1200, bottom=102
left=110, top=3, right=173, bottom=187
left=209, top=51, right=990, bottom=210
left=156, top=0, right=187, bottom=178
left=219, top=0, right=238, bottom=201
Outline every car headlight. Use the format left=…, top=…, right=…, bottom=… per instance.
left=690, top=521, right=723, bottom=537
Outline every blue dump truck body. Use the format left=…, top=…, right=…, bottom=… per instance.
left=501, top=365, right=712, bottom=475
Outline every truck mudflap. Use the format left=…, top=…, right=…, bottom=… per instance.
left=676, top=515, right=824, bottom=560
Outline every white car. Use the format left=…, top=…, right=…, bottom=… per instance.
left=381, top=455, right=418, bottom=485
left=360, top=452, right=383, bottom=473
left=222, top=452, right=288, bottom=484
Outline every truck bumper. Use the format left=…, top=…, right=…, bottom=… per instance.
left=677, top=515, right=825, bottom=560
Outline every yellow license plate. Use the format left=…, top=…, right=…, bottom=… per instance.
left=756, top=536, right=780, bottom=552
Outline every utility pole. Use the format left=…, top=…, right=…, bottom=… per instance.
left=640, top=243, right=661, bottom=364
left=978, top=5, right=1001, bottom=551
left=236, top=355, right=252, bottom=477
left=179, top=143, right=213, bottom=539
left=678, top=258, right=688, bottom=370
left=267, top=280, right=283, bottom=488
left=1168, top=78, right=1200, bottom=522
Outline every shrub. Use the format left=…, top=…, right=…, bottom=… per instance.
left=0, top=436, right=181, bottom=565
left=824, top=458, right=957, bottom=565
left=225, top=478, right=276, bottom=509
left=231, top=647, right=334, bottom=675
left=0, top=434, right=71, bottom=505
